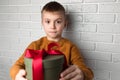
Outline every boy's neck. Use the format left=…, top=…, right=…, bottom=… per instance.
left=47, top=37, right=62, bottom=42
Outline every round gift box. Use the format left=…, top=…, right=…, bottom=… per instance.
left=25, top=55, right=64, bottom=80
left=43, top=55, right=64, bottom=80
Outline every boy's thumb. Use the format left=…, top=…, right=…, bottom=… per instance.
left=20, top=69, right=26, bottom=76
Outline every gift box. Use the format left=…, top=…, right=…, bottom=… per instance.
left=25, top=55, right=64, bottom=80
left=24, top=42, right=67, bottom=80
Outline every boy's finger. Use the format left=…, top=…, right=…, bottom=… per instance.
left=20, top=69, right=26, bottom=76
left=60, top=65, right=76, bottom=77
left=62, top=70, right=78, bottom=80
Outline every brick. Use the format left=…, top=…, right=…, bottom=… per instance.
left=94, top=70, right=110, bottom=80
left=111, top=71, right=120, bottom=80
left=0, top=14, right=9, bottom=21
left=114, top=35, right=120, bottom=43
left=62, top=31, right=80, bottom=43
left=99, top=3, right=120, bottom=13
left=0, top=37, right=16, bottom=50
left=0, top=6, right=18, bottom=13
left=82, top=4, right=97, bottom=13
left=18, top=6, right=32, bottom=13
left=0, top=0, right=9, bottom=5
left=0, top=64, right=12, bottom=71
left=54, top=0, right=70, bottom=3
left=9, top=0, right=30, bottom=5
left=112, top=54, right=120, bottom=63
left=32, top=6, right=41, bottom=13
left=0, top=14, right=31, bottom=21
left=67, top=13, right=83, bottom=23
left=83, top=14, right=115, bottom=23
left=82, top=51, right=111, bottom=61
left=68, top=4, right=82, bottom=13
left=19, top=43, right=30, bottom=53
left=0, top=64, right=11, bottom=80
left=81, top=33, right=113, bottom=42
left=0, top=75, right=10, bottom=80
left=62, top=32, right=81, bottom=46
left=0, top=22, right=19, bottom=29
left=0, top=77, right=11, bottom=80
left=9, top=14, right=31, bottom=21
left=77, top=41, right=95, bottom=50
left=117, top=14, right=120, bottom=23
left=96, top=61, right=120, bottom=71
left=19, top=22, right=32, bottom=29
left=84, top=0, right=116, bottom=3
left=30, top=30, right=45, bottom=39
left=10, top=44, right=21, bottom=52
left=70, top=0, right=83, bottom=3
left=5, top=29, right=15, bottom=38
left=0, top=64, right=12, bottom=80
left=0, top=50, right=20, bottom=57
left=0, top=29, right=30, bottom=38
left=19, top=37, right=32, bottom=45
left=97, top=24, right=120, bottom=33
left=32, top=0, right=54, bottom=5
left=0, top=56, right=12, bottom=64
left=18, top=30, right=31, bottom=37
left=19, top=22, right=42, bottom=30
left=32, top=22, right=42, bottom=29
left=68, top=4, right=97, bottom=13
left=31, top=13, right=41, bottom=22
left=67, top=23, right=96, bottom=32
left=96, top=43, right=120, bottom=53
left=84, top=60, right=96, bottom=70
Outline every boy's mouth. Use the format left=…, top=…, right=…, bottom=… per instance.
left=49, top=31, right=57, bottom=33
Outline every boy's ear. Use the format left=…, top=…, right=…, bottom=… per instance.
left=64, top=13, right=68, bottom=28
left=64, top=17, right=68, bottom=28
left=64, top=20, right=68, bottom=28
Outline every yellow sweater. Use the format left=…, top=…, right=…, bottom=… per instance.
left=10, top=37, right=94, bottom=80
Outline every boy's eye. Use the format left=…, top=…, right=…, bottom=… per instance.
left=45, top=20, right=50, bottom=24
left=56, top=21, right=62, bottom=24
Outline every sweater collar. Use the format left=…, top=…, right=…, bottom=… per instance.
left=44, top=36, right=64, bottom=47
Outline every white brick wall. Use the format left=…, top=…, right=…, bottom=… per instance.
left=0, top=0, right=120, bottom=80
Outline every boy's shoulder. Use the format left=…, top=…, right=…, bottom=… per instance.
left=27, top=37, right=46, bottom=48
left=61, top=37, right=76, bottom=47
left=31, top=36, right=46, bottom=45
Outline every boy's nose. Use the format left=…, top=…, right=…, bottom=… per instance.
left=51, top=22, right=56, bottom=29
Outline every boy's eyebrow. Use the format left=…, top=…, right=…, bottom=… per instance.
left=56, top=18, right=63, bottom=20
left=44, top=17, right=63, bottom=20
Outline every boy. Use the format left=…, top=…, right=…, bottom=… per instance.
left=10, top=1, right=94, bottom=80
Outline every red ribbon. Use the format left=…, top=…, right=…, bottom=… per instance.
left=25, top=42, right=67, bottom=80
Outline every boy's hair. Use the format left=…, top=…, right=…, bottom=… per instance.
left=41, top=1, right=65, bottom=14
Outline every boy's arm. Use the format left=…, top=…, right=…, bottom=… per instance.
left=10, top=41, right=36, bottom=80
left=70, top=45, right=94, bottom=80
left=10, top=53, right=25, bottom=80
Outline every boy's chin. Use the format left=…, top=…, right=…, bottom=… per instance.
left=47, top=35, right=61, bottom=40
left=48, top=35, right=59, bottom=38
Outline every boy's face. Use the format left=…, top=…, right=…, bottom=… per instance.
left=42, top=11, right=66, bottom=41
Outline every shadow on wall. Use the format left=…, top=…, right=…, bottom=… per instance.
left=62, top=13, right=83, bottom=47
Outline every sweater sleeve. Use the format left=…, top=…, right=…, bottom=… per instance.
left=70, top=45, right=94, bottom=80
left=10, top=42, right=36, bottom=80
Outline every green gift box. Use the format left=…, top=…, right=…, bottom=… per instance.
left=24, top=55, right=64, bottom=80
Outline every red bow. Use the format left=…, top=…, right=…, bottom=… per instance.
left=25, top=42, right=67, bottom=80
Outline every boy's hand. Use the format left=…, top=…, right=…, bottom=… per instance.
left=15, top=69, right=27, bottom=80
left=60, top=65, right=84, bottom=80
